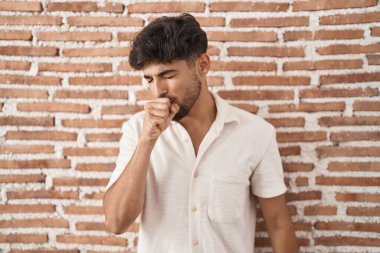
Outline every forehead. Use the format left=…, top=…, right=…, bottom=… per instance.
left=142, top=60, right=190, bottom=76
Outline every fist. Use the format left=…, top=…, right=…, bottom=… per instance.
left=141, top=98, right=180, bottom=142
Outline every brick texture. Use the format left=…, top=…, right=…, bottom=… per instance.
left=0, top=1, right=379, bottom=253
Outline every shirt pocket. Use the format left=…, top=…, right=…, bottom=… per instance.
left=208, top=173, right=249, bottom=223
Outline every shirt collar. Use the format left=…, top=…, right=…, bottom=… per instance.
left=211, top=91, right=240, bottom=133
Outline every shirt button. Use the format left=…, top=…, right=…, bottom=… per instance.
left=194, top=171, right=199, bottom=178
left=192, top=207, right=197, bottom=212
left=193, top=239, right=199, bottom=246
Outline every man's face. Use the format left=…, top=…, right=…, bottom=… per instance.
left=142, top=59, right=202, bottom=122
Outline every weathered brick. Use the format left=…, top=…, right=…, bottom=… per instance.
left=320, top=11, right=380, bottom=25
left=318, top=116, right=380, bottom=126
left=315, top=236, right=380, bottom=247
left=328, top=162, right=380, bottom=172
left=63, top=147, right=118, bottom=156
left=210, top=61, right=276, bottom=71
left=283, top=162, right=314, bottom=172
left=63, top=205, right=103, bottom=215
left=317, top=43, right=380, bottom=55
left=10, top=250, right=79, bottom=253
left=372, top=26, right=380, bottom=36
left=128, top=2, right=204, bottom=13
left=85, top=133, right=122, bottom=142
left=0, top=174, right=45, bottom=183
left=0, top=60, right=31, bottom=70
left=316, top=176, right=380, bottom=186
left=331, top=131, right=380, bottom=142
left=76, top=163, right=115, bottom=172
left=69, top=76, right=140, bottom=86
left=300, top=87, right=378, bottom=98
left=0, top=233, right=48, bottom=243
left=347, top=207, right=380, bottom=216
left=63, top=47, right=130, bottom=57
left=265, top=117, right=305, bottom=128
left=304, top=205, right=337, bottom=216
left=336, top=193, right=380, bottom=203
left=231, top=17, right=308, bottom=27
left=353, top=100, right=380, bottom=111
left=194, top=17, right=225, bottom=27
left=269, top=102, right=345, bottom=113
left=210, top=2, right=288, bottom=12
left=233, top=75, right=310, bottom=86
left=217, top=90, right=294, bottom=101
left=284, top=29, right=364, bottom=41
left=47, top=2, right=124, bottom=13
left=56, top=234, right=127, bottom=246
left=277, top=131, right=327, bottom=142
left=283, top=59, right=363, bottom=70
left=0, top=30, right=32, bottom=40
left=0, top=15, right=62, bottom=25
left=295, top=177, right=309, bottom=186
left=54, top=89, right=129, bottom=100
left=7, top=190, right=79, bottom=199
left=228, top=46, right=304, bottom=57
left=37, top=31, right=111, bottom=42
left=5, top=130, right=77, bottom=141
left=0, top=159, right=70, bottom=169
left=117, top=32, right=138, bottom=41
left=0, top=74, right=61, bottom=85
left=0, top=88, right=48, bottom=98
left=68, top=16, right=143, bottom=27
left=293, top=0, right=377, bottom=11
left=101, top=105, right=143, bottom=115
left=320, top=72, right=380, bottom=85
left=207, top=31, right=277, bottom=42
left=286, top=191, right=322, bottom=202
left=61, top=119, right=125, bottom=128
left=316, top=146, right=380, bottom=157
left=315, top=221, right=380, bottom=233
left=367, top=54, right=380, bottom=65
left=0, top=1, right=42, bottom=11
left=0, top=117, right=54, bottom=126
left=0, top=218, right=69, bottom=228
left=0, top=144, right=54, bottom=154
left=17, top=102, right=91, bottom=113
left=0, top=46, right=58, bottom=56
left=53, top=177, right=108, bottom=187
left=231, top=103, right=258, bottom=114
left=0, top=204, right=55, bottom=213
left=39, top=63, right=112, bottom=73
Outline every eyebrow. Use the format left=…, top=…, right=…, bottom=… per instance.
left=143, top=69, right=178, bottom=79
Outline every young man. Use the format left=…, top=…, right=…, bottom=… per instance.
left=103, top=13, right=299, bottom=253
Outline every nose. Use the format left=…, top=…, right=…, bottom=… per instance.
left=152, top=79, right=168, bottom=98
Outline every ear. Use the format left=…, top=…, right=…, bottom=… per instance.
left=197, top=53, right=210, bottom=76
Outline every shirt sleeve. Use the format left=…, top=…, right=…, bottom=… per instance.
left=105, top=119, right=139, bottom=191
left=251, top=128, right=287, bottom=198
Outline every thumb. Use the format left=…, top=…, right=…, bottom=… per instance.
left=169, top=104, right=180, bottom=119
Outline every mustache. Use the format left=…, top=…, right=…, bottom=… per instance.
left=159, top=94, right=177, bottom=104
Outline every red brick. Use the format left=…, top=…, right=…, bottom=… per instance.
left=0, top=159, right=70, bottom=169
left=317, top=146, right=380, bottom=157
left=269, top=102, right=345, bottom=113
left=0, top=88, right=48, bottom=98
left=336, top=193, right=380, bottom=203
left=228, top=46, right=304, bottom=57
left=56, top=234, right=127, bottom=246
left=128, top=2, right=204, bottom=13
left=277, top=131, right=327, bottom=142
left=117, top=32, right=138, bottom=41
left=63, top=147, right=118, bottom=156
left=348, top=207, right=380, bottom=216
left=10, top=250, right=78, bottom=253
left=0, top=74, right=60, bottom=85
left=210, top=2, right=288, bottom=12
left=0, top=1, right=42, bottom=11
left=0, top=15, right=62, bottom=25
left=318, top=116, right=380, bottom=126
left=39, top=63, right=112, bottom=73
left=5, top=130, right=77, bottom=141
left=207, top=31, right=276, bottom=42
left=0, top=46, right=58, bottom=56
left=207, top=45, right=221, bottom=56
left=367, top=54, right=380, bottom=65
left=316, top=176, right=380, bottom=186
left=233, top=76, right=310, bottom=86
left=0, top=30, right=32, bottom=40
left=293, top=0, right=377, bottom=11
left=320, top=72, right=380, bottom=85
left=315, top=236, right=380, bottom=247
left=101, top=105, right=144, bottom=115
left=0, top=218, right=68, bottom=228
left=300, top=87, right=378, bottom=98
left=63, top=47, right=130, bottom=57
left=53, top=177, right=108, bottom=187
left=320, top=11, right=380, bottom=25
left=283, top=162, right=313, bottom=172
left=218, top=90, right=294, bottom=101
left=265, top=117, right=305, bottom=128
left=231, top=16, right=308, bottom=27
left=284, top=29, right=364, bottom=41
left=0, top=144, right=54, bottom=154
left=61, top=119, right=125, bottom=128
left=315, top=221, right=380, bottom=233
left=47, top=2, right=124, bottom=12
left=304, top=205, right=337, bottom=216
left=280, top=145, right=301, bottom=156
left=0, top=204, right=55, bottom=213
left=353, top=100, right=380, bottom=111
left=194, top=17, right=225, bottom=27
left=85, top=133, right=122, bottom=142
left=210, top=61, right=276, bottom=71
left=76, top=221, right=105, bottom=231
left=83, top=192, right=104, bottom=199
left=37, top=31, right=111, bottom=42
left=76, top=163, right=115, bottom=172
left=372, top=26, right=380, bottom=36
left=328, top=162, right=380, bottom=172
left=0, top=233, right=48, bottom=243
left=0, top=116, right=54, bottom=126
left=7, top=190, right=79, bottom=199
left=283, top=59, right=363, bottom=70
left=17, top=102, right=90, bottom=113
left=68, top=16, right=143, bottom=27
left=317, top=42, right=380, bottom=55
left=55, top=89, right=128, bottom=100
left=286, top=191, right=322, bottom=202
left=0, top=174, right=45, bottom=183
left=295, top=177, right=308, bottom=186
left=331, top=131, right=380, bottom=142
left=63, top=205, right=103, bottom=215
left=231, top=103, right=258, bottom=114
left=0, top=60, right=31, bottom=70
left=69, top=76, right=140, bottom=86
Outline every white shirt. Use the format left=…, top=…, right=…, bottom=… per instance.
left=106, top=92, right=287, bottom=253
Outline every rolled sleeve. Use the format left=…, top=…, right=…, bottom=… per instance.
left=251, top=129, right=287, bottom=198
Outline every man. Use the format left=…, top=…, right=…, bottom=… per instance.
left=103, top=13, right=299, bottom=253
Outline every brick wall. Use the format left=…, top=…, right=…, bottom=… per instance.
left=0, top=0, right=379, bottom=252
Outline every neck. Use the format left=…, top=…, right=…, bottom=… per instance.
left=178, top=90, right=216, bottom=130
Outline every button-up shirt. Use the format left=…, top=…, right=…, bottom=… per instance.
left=106, top=92, right=287, bottom=253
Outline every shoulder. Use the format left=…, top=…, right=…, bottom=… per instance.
left=231, top=106, right=275, bottom=136
left=121, top=111, right=145, bottom=132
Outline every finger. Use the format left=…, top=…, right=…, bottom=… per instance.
left=145, top=102, right=170, bottom=110
left=148, top=114, right=165, bottom=130
left=169, top=104, right=180, bottom=119
left=148, top=108, right=169, bottom=118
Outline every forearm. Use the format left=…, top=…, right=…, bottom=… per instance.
left=268, top=221, right=299, bottom=253
left=103, top=137, right=155, bottom=234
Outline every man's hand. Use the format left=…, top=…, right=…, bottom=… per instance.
left=141, top=98, right=180, bottom=142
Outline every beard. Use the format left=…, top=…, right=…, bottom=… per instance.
left=160, top=72, right=202, bottom=122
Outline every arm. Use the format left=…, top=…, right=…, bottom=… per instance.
left=103, top=98, right=179, bottom=235
left=258, top=194, right=299, bottom=253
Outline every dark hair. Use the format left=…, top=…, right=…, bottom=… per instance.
left=128, top=13, right=208, bottom=70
